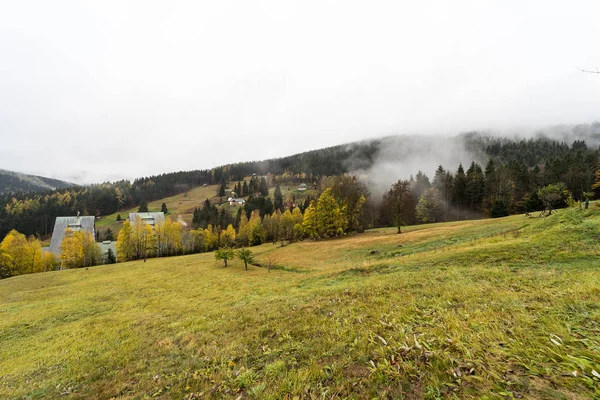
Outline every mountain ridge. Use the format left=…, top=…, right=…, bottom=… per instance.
left=0, top=168, right=74, bottom=194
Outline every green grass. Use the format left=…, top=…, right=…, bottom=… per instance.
left=2, top=209, right=600, bottom=398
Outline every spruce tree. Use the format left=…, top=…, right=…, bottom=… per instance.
left=105, top=228, right=114, bottom=241
left=274, top=185, right=283, bottom=211
left=138, top=199, right=148, bottom=213
left=259, top=177, right=269, bottom=196
left=161, top=202, right=168, bottom=214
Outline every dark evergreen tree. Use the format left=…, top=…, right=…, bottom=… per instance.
left=453, top=164, right=467, bottom=219
left=138, top=199, right=148, bottom=213
left=105, top=228, right=114, bottom=241
left=106, top=248, right=116, bottom=264
left=161, top=202, right=168, bottom=214
left=465, top=162, right=486, bottom=216
left=274, top=185, right=283, bottom=211
left=259, top=177, right=269, bottom=196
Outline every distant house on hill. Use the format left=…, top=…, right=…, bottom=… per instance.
left=297, top=183, right=308, bottom=191
left=48, top=215, right=96, bottom=256
left=128, top=212, right=165, bottom=227
left=228, top=198, right=246, bottom=206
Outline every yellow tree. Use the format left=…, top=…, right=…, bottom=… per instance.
left=0, top=248, right=13, bottom=278
left=220, top=224, right=236, bottom=247
left=0, top=230, right=30, bottom=275
left=280, top=209, right=295, bottom=243
left=131, top=216, right=156, bottom=259
left=117, top=220, right=135, bottom=261
left=204, top=224, right=218, bottom=251
left=237, top=214, right=249, bottom=246
left=59, top=229, right=84, bottom=269
left=247, top=210, right=264, bottom=246
left=302, top=201, right=318, bottom=239
left=165, top=218, right=182, bottom=255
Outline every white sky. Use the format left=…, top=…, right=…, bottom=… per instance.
left=0, top=1, right=599, bottom=184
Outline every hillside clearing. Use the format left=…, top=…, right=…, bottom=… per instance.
left=1, top=209, right=600, bottom=399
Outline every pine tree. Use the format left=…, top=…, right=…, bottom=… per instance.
left=259, top=177, right=269, bottom=196
left=106, top=248, right=116, bottom=264
left=274, top=185, right=283, bottom=211
left=453, top=164, right=467, bottom=219
left=242, top=180, right=249, bottom=196
left=105, top=228, right=114, bottom=241
left=161, top=202, right=168, bottom=214
left=218, top=183, right=226, bottom=197
left=138, top=199, right=149, bottom=213
left=116, top=214, right=122, bottom=221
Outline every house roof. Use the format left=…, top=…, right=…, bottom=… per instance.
left=49, top=216, right=96, bottom=255
left=129, top=212, right=165, bottom=226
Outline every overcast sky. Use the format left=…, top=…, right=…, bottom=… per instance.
left=1, top=1, right=599, bottom=184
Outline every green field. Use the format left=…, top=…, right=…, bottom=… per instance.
left=2, top=208, right=600, bottom=399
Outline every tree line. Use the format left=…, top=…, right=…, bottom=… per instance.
left=2, top=129, right=598, bottom=240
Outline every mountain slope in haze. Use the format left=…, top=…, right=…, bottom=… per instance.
left=0, top=169, right=73, bottom=194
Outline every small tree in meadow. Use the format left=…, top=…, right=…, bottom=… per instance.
left=236, top=248, right=255, bottom=270
left=215, top=248, right=234, bottom=267
left=161, top=202, right=168, bottom=214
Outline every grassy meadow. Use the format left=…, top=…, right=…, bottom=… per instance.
left=1, top=208, right=600, bottom=399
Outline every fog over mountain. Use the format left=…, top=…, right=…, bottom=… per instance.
left=1, top=1, right=599, bottom=184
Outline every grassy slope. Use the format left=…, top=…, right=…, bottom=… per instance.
left=95, top=184, right=222, bottom=234
left=1, top=209, right=600, bottom=399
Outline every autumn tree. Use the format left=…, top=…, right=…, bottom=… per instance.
left=330, top=175, right=369, bottom=232
left=0, top=248, right=12, bottom=279
left=60, top=229, right=101, bottom=268
left=280, top=209, right=295, bottom=244
left=116, top=220, right=135, bottom=261
left=0, top=230, right=51, bottom=275
left=302, top=201, right=318, bottom=239
left=220, top=224, right=236, bottom=247
left=247, top=210, right=264, bottom=246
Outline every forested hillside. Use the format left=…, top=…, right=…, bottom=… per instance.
left=0, top=169, right=73, bottom=195
left=1, top=123, right=599, bottom=242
